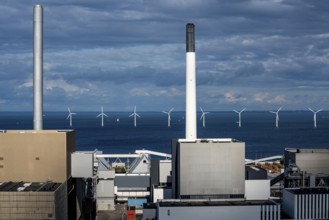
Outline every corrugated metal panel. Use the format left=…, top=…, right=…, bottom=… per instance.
left=157, top=202, right=280, bottom=220
left=283, top=188, right=329, bottom=219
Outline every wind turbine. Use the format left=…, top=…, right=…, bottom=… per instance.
left=233, top=108, right=246, bottom=128
left=66, top=107, right=76, bottom=127
left=200, top=107, right=210, bottom=128
left=129, top=106, right=140, bottom=127
left=162, top=107, right=174, bottom=127
left=308, top=108, right=322, bottom=128
left=97, top=106, right=108, bottom=127
left=269, top=107, right=282, bottom=128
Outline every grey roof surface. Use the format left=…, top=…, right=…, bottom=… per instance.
left=0, top=181, right=61, bottom=192
left=286, top=187, right=329, bottom=195
left=114, top=176, right=149, bottom=189
left=158, top=199, right=277, bottom=207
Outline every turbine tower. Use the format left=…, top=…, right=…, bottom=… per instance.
left=200, top=107, right=210, bottom=128
left=97, top=106, right=108, bottom=127
left=269, top=107, right=282, bottom=128
left=308, top=108, right=322, bottom=128
left=129, top=106, right=140, bottom=127
left=162, top=107, right=174, bottom=127
left=233, top=108, right=246, bottom=128
left=66, top=107, right=76, bottom=127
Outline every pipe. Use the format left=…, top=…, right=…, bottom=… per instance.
left=33, top=5, right=43, bottom=130
left=185, top=23, right=197, bottom=140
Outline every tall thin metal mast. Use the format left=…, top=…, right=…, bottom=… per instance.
left=33, top=5, right=43, bottom=130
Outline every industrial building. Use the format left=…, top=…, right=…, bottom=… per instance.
left=0, top=182, right=67, bottom=220
left=280, top=148, right=329, bottom=219
left=71, top=149, right=172, bottom=218
left=145, top=22, right=281, bottom=220
left=282, top=148, right=329, bottom=195
left=2, top=4, right=329, bottom=219
left=157, top=200, right=280, bottom=220
left=0, top=130, right=75, bottom=183
left=283, top=188, right=329, bottom=219
left=0, top=130, right=76, bottom=220
left=172, top=138, right=245, bottom=199
left=284, top=148, right=329, bottom=174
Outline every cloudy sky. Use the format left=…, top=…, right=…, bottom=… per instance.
left=1, top=0, right=329, bottom=112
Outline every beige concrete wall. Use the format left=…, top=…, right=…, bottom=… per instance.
left=0, top=182, right=67, bottom=220
left=0, top=130, right=75, bottom=183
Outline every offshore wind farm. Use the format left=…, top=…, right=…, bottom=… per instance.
left=0, top=110, right=328, bottom=159
left=1, top=1, right=329, bottom=218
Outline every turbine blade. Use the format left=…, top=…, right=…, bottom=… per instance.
left=97, top=113, right=102, bottom=118
left=278, top=107, right=282, bottom=112
left=66, top=114, right=70, bottom=120
left=68, top=107, right=71, bottom=113
left=169, top=107, right=174, bottom=113
left=316, top=109, right=323, bottom=113
left=269, top=111, right=276, bottom=114
left=241, top=108, right=246, bottom=112
left=233, top=110, right=239, bottom=113
left=162, top=111, right=168, bottom=114
left=136, top=113, right=141, bottom=118
left=200, top=107, right=204, bottom=113
left=129, top=113, right=134, bottom=117
left=104, top=113, right=109, bottom=117
left=308, top=107, right=314, bottom=112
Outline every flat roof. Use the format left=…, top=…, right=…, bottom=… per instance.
left=0, top=181, right=61, bottom=192
left=285, top=148, right=329, bottom=153
left=0, top=130, right=73, bottom=134
left=114, top=176, right=150, bottom=190
left=178, top=138, right=242, bottom=143
left=286, top=187, right=329, bottom=195
left=158, top=199, right=277, bottom=207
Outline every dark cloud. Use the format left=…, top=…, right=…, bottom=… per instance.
left=0, top=0, right=329, bottom=111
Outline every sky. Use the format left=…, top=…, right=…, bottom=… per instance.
left=0, top=0, right=329, bottom=112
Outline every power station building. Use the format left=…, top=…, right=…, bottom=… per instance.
left=0, top=130, right=76, bottom=220
left=150, top=23, right=281, bottom=220
left=282, top=148, right=329, bottom=219
left=3, top=4, right=329, bottom=219
left=172, top=138, right=245, bottom=199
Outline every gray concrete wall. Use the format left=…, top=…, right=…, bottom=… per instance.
left=282, top=189, right=296, bottom=218
left=283, top=189, right=329, bottom=219
left=284, top=148, right=329, bottom=174
left=177, top=141, right=245, bottom=197
left=296, top=153, right=329, bottom=174
left=158, top=205, right=260, bottom=220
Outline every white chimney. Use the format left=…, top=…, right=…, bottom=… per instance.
left=33, top=5, right=43, bottom=130
left=185, top=23, right=197, bottom=140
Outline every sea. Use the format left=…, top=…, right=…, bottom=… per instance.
left=0, top=111, right=328, bottom=159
